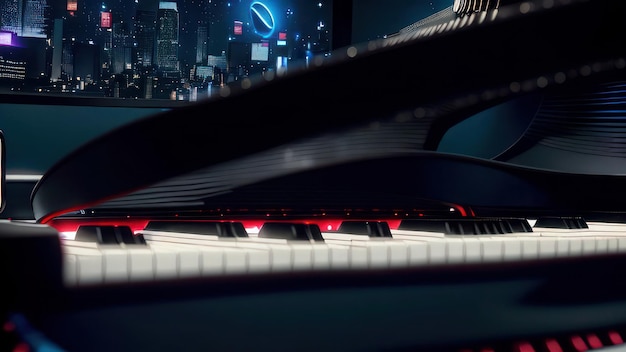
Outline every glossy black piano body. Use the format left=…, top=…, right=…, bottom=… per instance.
left=3, top=0, right=626, bottom=351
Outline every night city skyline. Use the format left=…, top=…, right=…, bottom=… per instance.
left=0, top=0, right=452, bottom=100
left=0, top=0, right=336, bottom=100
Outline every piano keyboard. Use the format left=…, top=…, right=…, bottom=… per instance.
left=58, top=218, right=626, bottom=287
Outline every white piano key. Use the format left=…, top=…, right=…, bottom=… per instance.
left=481, top=237, right=504, bottom=262
left=520, top=237, right=539, bottom=260
left=237, top=241, right=292, bottom=273
left=581, top=237, right=597, bottom=255
left=145, top=234, right=239, bottom=273
left=387, top=241, right=410, bottom=268
left=618, top=237, right=626, bottom=251
left=387, top=234, right=432, bottom=265
left=62, top=245, right=105, bottom=285
left=596, top=237, right=609, bottom=254
left=345, top=244, right=369, bottom=269
left=427, top=240, right=447, bottom=264
left=58, top=219, right=626, bottom=287
left=568, top=237, right=584, bottom=256
left=126, top=246, right=155, bottom=281
left=363, top=242, right=389, bottom=268
left=209, top=246, right=247, bottom=275
left=461, top=237, right=482, bottom=263
left=175, top=246, right=202, bottom=278
left=607, top=237, right=620, bottom=253
left=501, top=237, right=523, bottom=262
left=63, top=254, right=78, bottom=286
left=147, top=244, right=179, bottom=279
left=223, top=235, right=333, bottom=271
left=250, top=238, right=334, bottom=271
left=405, top=241, right=429, bottom=265
left=63, top=240, right=155, bottom=283
left=323, top=233, right=398, bottom=269
left=147, top=239, right=253, bottom=276
left=397, top=236, right=463, bottom=265
left=555, top=238, right=571, bottom=257
left=585, top=222, right=626, bottom=233
left=101, top=246, right=130, bottom=283
left=537, top=237, right=558, bottom=259
left=145, top=231, right=313, bottom=273
left=140, top=229, right=221, bottom=241
left=444, top=237, right=465, bottom=264
left=308, top=244, right=332, bottom=270
left=326, top=244, right=350, bottom=269
left=338, top=237, right=410, bottom=268
left=390, top=229, right=445, bottom=238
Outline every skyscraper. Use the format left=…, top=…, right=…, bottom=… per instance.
left=21, top=0, right=48, bottom=38
left=155, top=1, right=179, bottom=72
left=0, top=0, right=24, bottom=36
left=195, top=25, right=207, bottom=65
left=134, top=9, right=156, bottom=68
left=0, top=0, right=49, bottom=38
left=111, top=18, right=132, bottom=74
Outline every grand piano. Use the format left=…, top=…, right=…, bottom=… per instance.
left=3, top=0, right=626, bottom=350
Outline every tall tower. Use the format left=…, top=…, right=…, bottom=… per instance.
left=134, top=9, right=156, bottom=68
left=155, top=1, right=179, bottom=73
left=207, top=0, right=230, bottom=56
left=21, top=0, right=47, bottom=38
left=111, top=17, right=131, bottom=74
left=50, top=18, right=62, bottom=81
left=195, top=25, right=208, bottom=65
left=0, top=0, right=24, bottom=35
left=0, top=0, right=49, bottom=38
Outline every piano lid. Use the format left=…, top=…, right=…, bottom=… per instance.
left=30, top=0, right=626, bottom=223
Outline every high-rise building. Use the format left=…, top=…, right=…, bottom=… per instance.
left=61, top=39, right=74, bottom=80
left=207, top=53, right=226, bottom=71
left=111, top=18, right=132, bottom=74
left=207, top=0, right=230, bottom=56
left=0, top=0, right=24, bottom=36
left=22, top=0, right=48, bottom=38
left=134, top=9, right=156, bottom=68
left=0, top=0, right=49, bottom=38
left=50, top=18, right=62, bottom=82
left=73, top=41, right=99, bottom=83
left=195, top=26, right=207, bottom=65
left=155, top=1, right=179, bottom=72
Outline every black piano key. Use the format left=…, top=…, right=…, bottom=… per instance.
left=75, top=225, right=117, bottom=244
left=75, top=225, right=146, bottom=245
left=337, top=221, right=393, bottom=238
left=534, top=217, right=589, bottom=229
left=117, top=226, right=147, bottom=245
left=398, top=218, right=533, bottom=235
left=143, top=220, right=249, bottom=238
left=258, top=222, right=324, bottom=242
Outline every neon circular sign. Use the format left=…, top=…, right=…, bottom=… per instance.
left=250, top=2, right=275, bottom=38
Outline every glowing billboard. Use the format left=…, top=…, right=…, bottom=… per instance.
left=100, top=12, right=112, bottom=28
left=234, top=20, right=243, bottom=35
left=67, top=0, right=77, bottom=11
left=251, top=42, right=269, bottom=61
left=0, top=32, right=13, bottom=46
left=249, top=2, right=275, bottom=38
